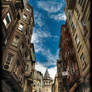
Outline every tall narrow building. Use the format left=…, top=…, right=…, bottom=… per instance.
left=1, top=0, right=35, bottom=92
left=57, top=22, right=80, bottom=92
left=42, top=69, right=53, bottom=92
left=64, top=0, right=91, bottom=91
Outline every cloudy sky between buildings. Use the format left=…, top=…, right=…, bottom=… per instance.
left=28, top=0, right=66, bottom=79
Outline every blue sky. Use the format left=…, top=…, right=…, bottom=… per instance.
left=28, top=0, right=66, bottom=79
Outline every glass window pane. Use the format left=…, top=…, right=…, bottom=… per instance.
left=18, top=24, right=23, bottom=31
left=75, top=35, right=80, bottom=46
left=23, top=14, right=27, bottom=20
left=7, top=13, right=11, bottom=22
left=3, top=18, right=7, bottom=26
left=26, top=8, right=30, bottom=11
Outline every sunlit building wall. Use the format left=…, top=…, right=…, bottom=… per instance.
left=1, top=0, right=35, bottom=92
left=64, top=0, right=91, bottom=91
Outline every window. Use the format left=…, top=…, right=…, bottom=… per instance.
left=31, top=17, right=33, bottom=24
left=84, top=28, right=88, bottom=37
left=12, top=36, right=19, bottom=47
left=19, top=43, right=24, bottom=56
left=15, top=67, right=19, bottom=75
left=21, top=42, right=24, bottom=48
left=26, top=8, right=30, bottom=11
left=3, top=12, right=11, bottom=28
left=75, top=35, right=80, bottom=47
left=80, top=53, right=86, bottom=70
left=23, top=14, right=27, bottom=20
left=3, top=18, right=7, bottom=26
left=18, top=24, right=23, bottom=31
left=75, top=8, right=79, bottom=15
left=6, top=53, right=13, bottom=64
left=13, top=65, right=17, bottom=73
left=81, top=19, right=86, bottom=27
left=25, top=30, right=27, bottom=35
left=71, top=23, right=74, bottom=30
left=31, top=48, right=35, bottom=61
left=25, top=64, right=29, bottom=71
left=68, top=12, right=71, bottom=20
left=7, top=13, right=11, bottom=22
left=79, top=0, right=84, bottom=7
left=16, top=60, right=20, bottom=66
left=25, top=51, right=28, bottom=57
left=78, top=45, right=82, bottom=53
left=24, top=31, right=26, bottom=35
left=71, top=22, right=76, bottom=36
left=81, top=18, right=88, bottom=37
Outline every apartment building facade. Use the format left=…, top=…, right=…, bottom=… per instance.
left=1, top=0, right=35, bottom=92
left=64, top=0, right=91, bottom=91
left=57, top=22, right=80, bottom=92
left=33, top=70, right=43, bottom=92
left=54, top=74, right=59, bottom=92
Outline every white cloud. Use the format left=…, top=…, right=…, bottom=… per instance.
left=31, top=29, right=50, bottom=43
left=35, top=62, right=46, bottom=76
left=31, top=30, right=48, bottom=53
left=31, top=27, right=59, bottom=53
left=48, top=67, right=57, bottom=80
left=35, top=62, right=57, bottom=80
left=50, top=13, right=66, bottom=21
left=31, top=28, right=59, bottom=65
left=37, top=1, right=62, bottom=13
left=42, top=49, right=59, bottom=67
left=31, top=28, right=45, bottom=53
left=34, top=11, right=44, bottom=27
left=31, top=29, right=40, bottom=44
left=31, top=9, right=60, bottom=68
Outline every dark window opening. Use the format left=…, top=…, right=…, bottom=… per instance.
left=6, top=53, right=13, bottom=64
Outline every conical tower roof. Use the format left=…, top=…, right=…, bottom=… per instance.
left=44, top=68, right=50, bottom=79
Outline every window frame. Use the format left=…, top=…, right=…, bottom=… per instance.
left=6, top=53, right=13, bottom=65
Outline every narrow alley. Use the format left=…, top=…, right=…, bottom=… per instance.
left=1, top=0, right=91, bottom=92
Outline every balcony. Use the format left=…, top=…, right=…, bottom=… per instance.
left=67, top=0, right=76, bottom=10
